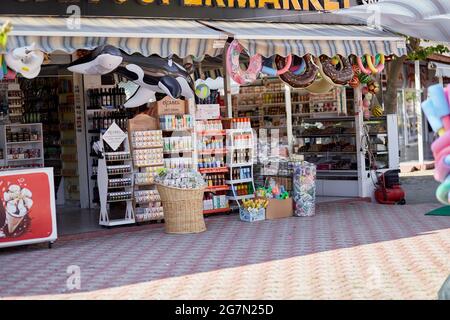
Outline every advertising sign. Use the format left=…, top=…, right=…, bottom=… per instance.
left=0, top=168, right=57, bottom=248
left=0, top=0, right=362, bottom=20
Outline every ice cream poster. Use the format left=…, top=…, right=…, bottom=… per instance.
left=0, top=169, right=57, bottom=246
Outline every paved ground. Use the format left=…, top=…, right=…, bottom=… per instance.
left=400, top=170, right=440, bottom=205
left=1, top=201, right=449, bottom=300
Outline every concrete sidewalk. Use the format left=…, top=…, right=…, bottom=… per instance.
left=1, top=201, right=449, bottom=300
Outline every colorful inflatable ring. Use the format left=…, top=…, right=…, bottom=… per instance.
left=319, top=54, right=354, bottom=86
left=261, top=55, right=292, bottom=76
left=356, top=55, right=372, bottom=75
left=275, top=54, right=318, bottom=88
left=290, top=56, right=307, bottom=75
left=366, top=54, right=385, bottom=74
left=304, top=56, right=335, bottom=94
left=226, top=40, right=262, bottom=85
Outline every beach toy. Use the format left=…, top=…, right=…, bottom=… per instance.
left=290, top=56, right=307, bottom=75
left=319, top=55, right=354, bottom=85
left=372, top=105, right=383, bottom=117
left=261, top=55, right=292, bottom=76
left=226, top=40, right=262, bottom=85
left=422, top=99, right=446, bottom=136
left=195, top=83, right=210, bottom=99
left=5, top=43, right=44, bottom=79
left=365, top=54, right=385, bottom=74
left=276, top=54, right=318, bottom=88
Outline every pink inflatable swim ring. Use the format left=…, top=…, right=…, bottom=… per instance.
left=227, top=40, right=262, bottom=86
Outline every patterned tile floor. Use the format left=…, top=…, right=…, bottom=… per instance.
left=0, top=202, right=449, bottom=300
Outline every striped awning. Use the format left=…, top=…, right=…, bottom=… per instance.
left=201, top=21, right=407, bottom=57
left=335, top=0, right=450, bottom=44
left=0, top=16, right=227, bottom=58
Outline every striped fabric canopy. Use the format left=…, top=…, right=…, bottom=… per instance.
left=0, top=16, right=227, bottom=58
left=335, top=0, right=450, bottom=43
left=201, top=21, right=407, bottom=57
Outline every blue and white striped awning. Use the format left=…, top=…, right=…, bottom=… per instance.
left=335, top=0, right=450, bottom=44
left=201, top=21, right=407, bottom=57
left=0, top=16, right=227, bottom=58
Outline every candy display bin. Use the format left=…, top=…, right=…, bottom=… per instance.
left=239, top=207, right=265, bottom=222
left=293, top=161, right=317, bottom=217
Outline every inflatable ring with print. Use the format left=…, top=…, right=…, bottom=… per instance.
left=261, top=55, right=292, bottom=76
left=275, top=54, right=318, bottom=88
left=226, top=40, right=262, bottom=85
left=366, top=54, right=385, bottom=74
left=319, top=54, right=354, bottom=86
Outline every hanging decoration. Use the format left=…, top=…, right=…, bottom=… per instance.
left=260, top=55, right=292, bottom=76
left=5, top=43, right=44, bottom=79
left=0, top=21, right=12, bottom=81
left=68, top=44, right=195, bottom=108
left=357, top=54, right=385, bottom=75
left=319, top=54, right=354, bottom=85
left=275, top=54, right=318, bottom=88
left=226, top=40, right=262, bottom=86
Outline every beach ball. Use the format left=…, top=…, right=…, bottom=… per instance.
left=372, top=105, right=384, bottom=117
left=195, top=83, right=210, bottom=99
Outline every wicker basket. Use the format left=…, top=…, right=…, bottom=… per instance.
left=155, top=183, right=206, bottom=234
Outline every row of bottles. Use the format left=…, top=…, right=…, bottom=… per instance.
left=90, top=110, right=129, bottom=132
left=88, top=87, right=127, bottom=109
left=205, top=174, right=226, bottom=187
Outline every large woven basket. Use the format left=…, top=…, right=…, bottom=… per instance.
left=155, top=183, right=206, bottom=234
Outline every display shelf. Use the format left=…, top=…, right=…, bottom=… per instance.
left=198, top=148, right=227, bottom=155
left=228, top=194, right=255, bottom=201
left=203, top=208, right=231, bottom=215
left=197, top=130, right=226, bottom=136
left=205, top=185, right=230, bottom=192
left=6, top=140, right=42, bottom=145
left=98, top=132, right=135, bottom=227
left=225, top=178, right=253, bottom=184
left=198, top=167, right=228, bottom=174
left=227, top=162, right=253, bottom=168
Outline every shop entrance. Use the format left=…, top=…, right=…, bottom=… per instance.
left=19, top=62, right=80, bottom=207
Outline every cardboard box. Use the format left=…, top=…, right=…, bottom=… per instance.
left=239, top=208, right=265, bottom=222
left=150, top=96, right=187, bottom=116
left=196, top=104, right=220, bottom=120
left=265, top=198, right=293, bottom=220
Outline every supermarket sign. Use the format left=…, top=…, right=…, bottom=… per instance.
left=1, top=0, right=363, bottom=19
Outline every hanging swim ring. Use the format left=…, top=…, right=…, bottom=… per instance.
left=319, top=54, right=354, bottom=86
left=357, top=54, right=385, bottom=75
left=5, top=43, right=44, bottom=79
left=261, top=55, right=292, bottom=76
left=275, top=54, right=318, bottom=88
left=226, top=40, right=262, bottom=85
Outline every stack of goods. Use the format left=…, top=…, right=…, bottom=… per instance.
left=298, top=141, right=356, bottom=153
left=198, top=135, right=224, bottom=150
left=163, top=136, right=192, bottom=152
left=107, top=191, right=132, bottom=202
left=7, top=83, right=24, bottom=123
left=230, top=183, right=253, bottom=196
left=6, top=127, right=41, bottom=142
left=205, top=174, right=226, bottom=187
left=159, top=115, right=193, bottom=131
left=134, top=190, right=164, bottom=222
left=133, top=148, right=164, bottom=167
left=198, top=156, right=225, bottom=169
left=256, top=178, right=290, bottom=200
left=7, top=147, right=41, bottom=160
left=105, top=152, right=131, bottom=161
left=292, top=161, right=316, bottom=217
left=196, top=120, right=223, bottom=131
left=239, top=198, right=268, bottom=222
left=108, top=177, right=132, bottom=188
left=230, top=167, right=252, bottom=180
left=90, top=110, right=129, bottom=132
left=230, top=118, right=252, bottom=130
left=155, top=168, right=206, bottom=189
left=107, top=164, right=132, bottom=175
left=87, top=87, right=127, bottom=109
left=131, top=130, right=163, bottom=148
left=203, top=193, right=229, bottom=211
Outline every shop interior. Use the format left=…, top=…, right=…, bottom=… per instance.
left=0, top=49, right=399, bottom=235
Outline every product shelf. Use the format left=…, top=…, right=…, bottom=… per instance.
left=225, top=178, right=253, bottom=184
left=205, top=185, right=230, bottom=192
left=197, top=130, right=226, bottom=136
left=198, top=148, right=227, bottom=155
left=203, top=208, right=231, bottom=215
left=227, top=162, right=252, bottom=168
left=6, top=140, right=42, bottom=145
left=228, top=194, right=255, bottom=201
left=199, top=167, right=229, bottom=174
